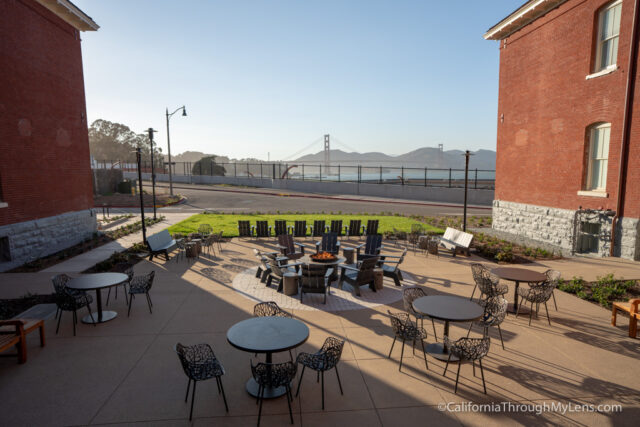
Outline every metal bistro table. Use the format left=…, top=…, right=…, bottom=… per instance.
left=227, top=316, right=309, bottom=398
left=413, top=295, right=483, bottom=361
left=67, top=273, right=129, bottom=324
left=491, top=267, right=546, bottom=314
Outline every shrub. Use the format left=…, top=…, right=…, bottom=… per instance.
left=558, top=277, right=585, bottom=294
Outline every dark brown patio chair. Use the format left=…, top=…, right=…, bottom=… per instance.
left=299, top=264, right=333, bottom=304
left=470, top=263, right=508, bottom=300
left=403, top=286, right=438, bottom=341
left=254, top=220, right=270, bottom=238
left=277, top=234, right=307, bottom=260
left=316, top=233, right=340, bottom=255
left=295, top=336, right=345, bottom=409
left=252, top=361, right=297, bottom=426
left=355, top=234, right=383, bottom=261
left=253, top=249, right=278, bottom=283
left=238, top=220, right=252, bottom=238
left=265, top=258, right=303, bottom=292
left=443, top=336, right=490, bottom=394
left=381, top=248, right=406, bottom=287
left=52, top=273, right=95, bottom=336
left=387, top=311, right=429, bottom=372
left=363, top=219, right=379, bottom=236
left=311, top=220, right=326, bottom=237
left=468, top=296, right=508, bottom=349
left=273, top=220, right=288, bottom=237
left=127, top=271, right=155, bottom=317
left=344, top=219, right=362, bottom=238
left=516, top=280, right=556, bottom=326
left=327, top=220, right=343, bottom=236
left=338, top=257, right=378, bottom=296
left=289, top=220, right=307, bottom=237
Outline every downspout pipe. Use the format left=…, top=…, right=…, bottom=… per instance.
left=610, top=0, right=640, bottom=257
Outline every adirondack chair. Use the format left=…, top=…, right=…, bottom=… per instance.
left=273, top=220, right=288, bottom=237
left=439, top=227, right=473, bottom=256
left=344, top=219, right=362, bottom=238
left=380, top=249, right=407, bottom=286
left=253, top=249, right=277, bottom=283
left=277, top=234, right=307, bottom=260
left=238, top=220, right=252, bottom=238
left=310, top=220, right=326, bottom=237
left=289, top=220, right=307, bottom=237
left=338, top=257, right=379, bottom=296
left=299, top=264, right=333, bottom=304
left=254, top=220, right=270, bottom=238
left=355, top=234, right=383, bottom=261
left=316, top=233, right=341, bottom=255
left=265, top=257, right=304, bottom=293
left=327, top=220, right=343, bottom=236
left=363, top=219, right=379, bottom=236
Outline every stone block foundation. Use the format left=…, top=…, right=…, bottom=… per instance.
left=0, top=210, right=97, bottom=272
left=492, top=200, right=639, bottom=261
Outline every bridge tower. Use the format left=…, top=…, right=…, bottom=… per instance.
left=324, top=134, right=330, bottom=173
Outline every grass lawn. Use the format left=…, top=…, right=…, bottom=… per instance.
left=168, top=213, right=443, bottom=237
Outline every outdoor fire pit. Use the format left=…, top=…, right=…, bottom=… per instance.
left=310, top=252, right=338, bottom=263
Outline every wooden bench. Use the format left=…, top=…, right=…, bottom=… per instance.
left=147, top=229, right=177, bottom=261
left=438, top=227, right=473, bottom=257
left=0, top=319, right=45, bottom=364
left=612, top=298, right=640, bottom=338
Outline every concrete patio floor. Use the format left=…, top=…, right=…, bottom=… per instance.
left=0, top=238, right=639, bottom=426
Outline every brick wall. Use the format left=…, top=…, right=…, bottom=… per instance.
left=0, top=0, right=93, bottom=226
left=495, top=0, right=639, bottom=219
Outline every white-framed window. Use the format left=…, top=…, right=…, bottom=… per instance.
left=586, top=123, right=611, bottom=191
left=594, top=0, right=622, bottom=72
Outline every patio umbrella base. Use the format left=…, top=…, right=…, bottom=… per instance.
left=246, top=378, right=287, bottom=399
left=426, top=343, right=460, bottom=362
left=82, top=311, right=117, bottom=324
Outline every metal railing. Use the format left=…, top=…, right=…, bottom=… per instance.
left=99, top=160, right=495, bottom=189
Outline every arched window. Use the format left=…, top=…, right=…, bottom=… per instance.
left=585, top=123, right=611, bottom=191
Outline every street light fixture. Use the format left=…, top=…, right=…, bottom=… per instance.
left=165, top=105, right=187, bottom=196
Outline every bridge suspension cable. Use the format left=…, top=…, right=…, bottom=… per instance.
left=280, top=136, right=324, bottom=161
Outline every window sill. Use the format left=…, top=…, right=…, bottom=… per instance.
left=0, top=202, right=7, bottom=208
left=577, top=190, right=608, bottom=198
left=586, top=66, right=618, bottom=80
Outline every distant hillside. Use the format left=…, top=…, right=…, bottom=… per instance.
left=164, top=151, right=229, bottom=163
left=296, top=148, right=496, bottom=169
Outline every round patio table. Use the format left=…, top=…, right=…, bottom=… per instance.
left=227, top=316, right=309, bottom=398
left=491, top=267, right=546, bottom=313
left=412, top=295, right=483, bottom=361
left=67, top=273, right=129, bottom=324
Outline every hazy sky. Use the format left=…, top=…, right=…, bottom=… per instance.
left=74, top=0, right=522, bottom=160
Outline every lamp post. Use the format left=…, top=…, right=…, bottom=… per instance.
left=165, top=105, right=187, bottom=196
left=147, top=128, right=158, bottom=220
left=136, top=147, right=147, bottom=243
left=462, top=150, right=474, bottom=232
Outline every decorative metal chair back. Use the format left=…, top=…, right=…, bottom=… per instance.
left=364, top=234, right=383, bottom=256
left=477, top=274, right=502, bottom=297
left=356, top=257, right=378, bottom=284
left=278, top=234, right=295, bottom=254
left=388, top=311, right=413, bottom=337
left=481, top=296, right=508, bottom=327
left=132, top=270, right=155, bottom=292
left=319, top=233, right=339, bottom=254
left=293, top=220, right=307, bottom=237
left=318, top=337, right=345, bottom=370
left=329, top=220, right=343, bottom=235
left=255, top=221, right=270, bottom=238
left=312, top=220, right=326, bottom=237
left=52, top=273, right=71, bottom=294
left=251, top=361, right=297, bottom=388
left=470, top=263, right=489, bottom=284
left=113, top=262, right=134, bottom=282
left=346, top=219, right=361, bottom=236
left=238, top=220, right=252, bottom=237
left=365, top=219, right=379, bottom=235
left=175, top=342, right=223, bottom=380
left=274, top=220, right=288, bottom=236
left=300, top=263, right=328, bottom=290
left=445, top=336, right=491, bottom=361
left=253, top=301, right=291, bottom=317
left=545, top=269, right=561, bottom=286
left=198, top=224, right=212, bottom=236
left=403, top=286, right=426, bottom=316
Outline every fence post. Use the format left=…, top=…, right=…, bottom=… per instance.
left=358, top=165, right=361, bottom=183
left=319, top=164, right=322, bottom=182
left=247, top=163, right=249, bottom=177
left=302, top=164, right=305, bottom=180
left=234, top=163, right=237, bottom=177
left=380, top=166, right=382, bottom=184
left=475, top=169, right=478, bottom=189
left=401, top=166, right=404, bottom=185
left=260, top=163, right=263, bottom=179
left=424, top=167, right=427, bottom=187
left=338, top=165, right=341, bottom=182
left=448, top=168, right=452, bottom=188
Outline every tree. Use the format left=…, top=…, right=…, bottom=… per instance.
left=88, top=119, right=162, bottom=163
left=192, top=156, right=226, bottom=176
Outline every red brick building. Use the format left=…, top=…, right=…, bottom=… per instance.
left=485, top=0, right=639, bottom=260
left=0, top=0, right=98, bottom=270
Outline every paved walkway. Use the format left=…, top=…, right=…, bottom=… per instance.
left=0, top=239, right=638, bottom=426
left=42, top=213, right=192, bottom=273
